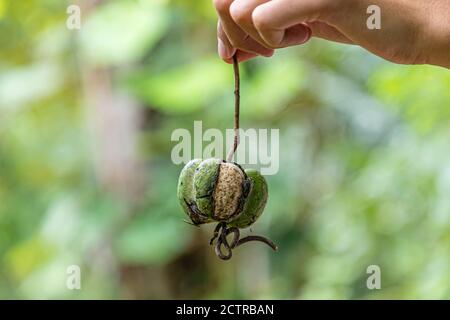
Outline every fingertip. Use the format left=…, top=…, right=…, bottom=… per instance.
left=218, top=38, right=236, bottom=60
left=262, top=49, right=275, bottom=57
left=218, top=39, right=227, bottom=59
left=221, top=50, right=259, bottom=64
left=236, top=51, right=258, bottom=63
left=303, top=24, right=312, bottom=43
left=282, top=24, right=312, bottom=47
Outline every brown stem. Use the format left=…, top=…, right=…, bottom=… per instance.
left=226, top=54, right=240, bottom=162
left=215, top=224, right=233, bottom=260
left=235, top=235, right=278, bottom=251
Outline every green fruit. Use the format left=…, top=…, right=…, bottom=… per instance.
left=228, top=169, right=268, bottom=229
left=177, top=158, right=268, bottom=228
left=177, top=159, right=211, bottom=225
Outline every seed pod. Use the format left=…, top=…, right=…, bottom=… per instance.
left=228, top=169, right=268, bottom=229
left=177, top=158, right=267, bottom=228
left=177, top=159, right=211, bottom=225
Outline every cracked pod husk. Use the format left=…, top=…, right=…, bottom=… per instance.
left=177, top=158, right=268, bottom=228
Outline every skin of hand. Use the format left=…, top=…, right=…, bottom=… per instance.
left=213, top=0, right=450, bottom=69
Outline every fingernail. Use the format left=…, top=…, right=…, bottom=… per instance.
left=218, top=39, right=234, bottom=59
left=262, top=49, right=275, bottom=57
left=300, top=25, right=312, bottom=44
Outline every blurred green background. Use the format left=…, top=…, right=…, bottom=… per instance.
left=1, top=0, right=450, bottom=299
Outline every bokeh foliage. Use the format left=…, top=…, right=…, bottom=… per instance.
left=0, top=0, right=449, bottom=299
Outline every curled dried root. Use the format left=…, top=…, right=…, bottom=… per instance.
left=209, top=222, right=278, bottom=260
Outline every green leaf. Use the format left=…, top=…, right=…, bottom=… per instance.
left=127, top=57, right=230, bottom=114
left=5, top=236, right=55, bottom=282
left=0, top=62, right=63, bottom=110
left=116, top=214, right=192, bottom=265
left=368, top=65, right=450, bottom=133
left=79, top=1, right=168, bottom=66
left=243, top=56, right=306, bottom=117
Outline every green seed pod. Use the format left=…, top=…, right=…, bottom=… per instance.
left=193, top=158, right=223, bottom=219
left=228, top=169, right=268, bottom=229
left=177, top=158, right=267, bottom=228
left=177, top=159, right=212, bottom=225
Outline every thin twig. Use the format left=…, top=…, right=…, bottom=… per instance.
left=226, top=54, right=240, bottom=162
left=235, top=235, right=278, bottom=251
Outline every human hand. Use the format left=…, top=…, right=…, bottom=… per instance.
left=213, top=0, right=450, bottom=68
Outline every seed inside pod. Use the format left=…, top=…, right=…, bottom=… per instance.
left=212, top=162, right=246, bottom=221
